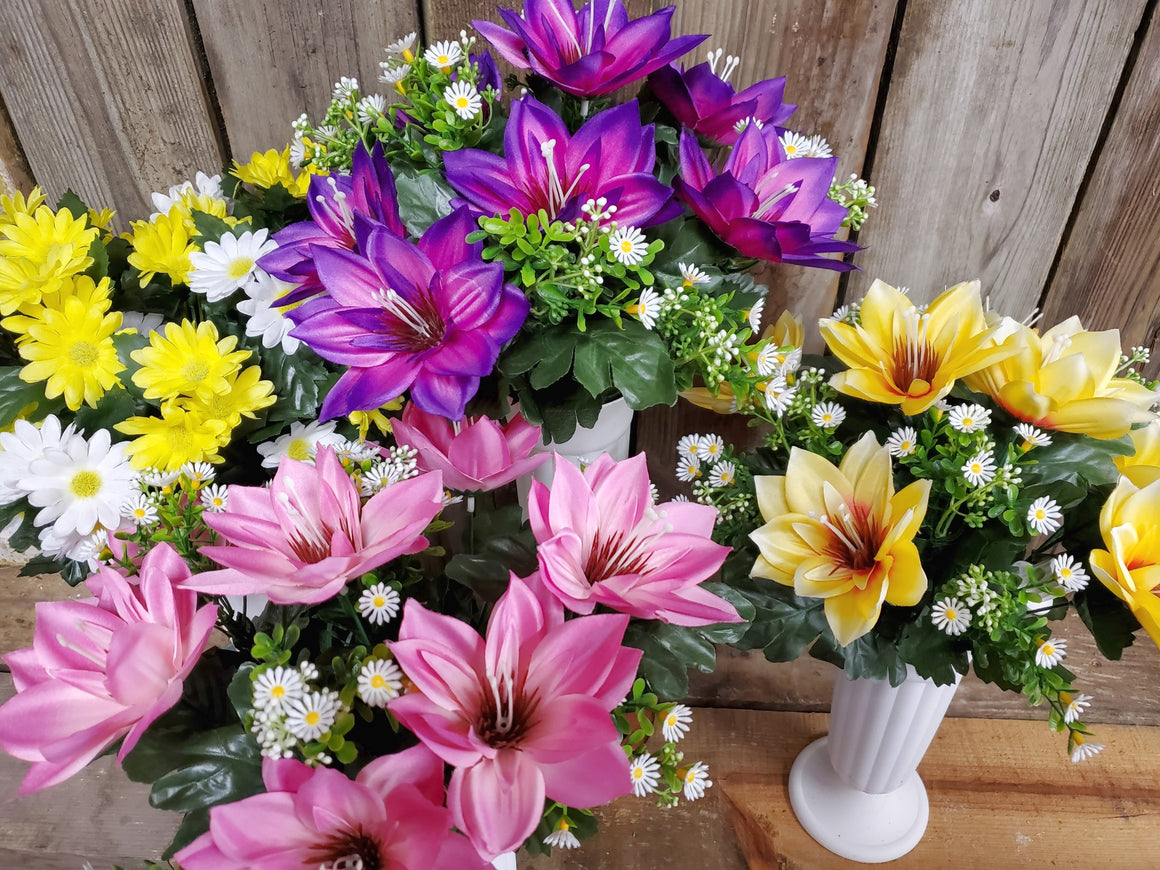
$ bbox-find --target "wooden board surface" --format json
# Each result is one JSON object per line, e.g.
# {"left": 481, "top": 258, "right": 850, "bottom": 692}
{"left": 0, "top": 96, "right": 35, "bottom": 197}
{"left": 848, "top": 0, "right": 1148, "bottom": 318}
{"left": 1, "top": 675, "right": 1156, "bottom": 870}
{"left": 191, "top": 0, "right": 420, "bottom": 159}
{"left": 0, "top": 0, "right": 223, "bottom": 224}
{"left": 1040, "top": 5, "right": 1160, "bottom": 375}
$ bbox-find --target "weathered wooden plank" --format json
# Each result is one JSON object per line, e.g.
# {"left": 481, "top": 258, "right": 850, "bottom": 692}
{"left": 0, "top": 98, "right": 35, "bottom": 198}
{"left": 191, "top": 0, "right": 420, "bottom": 159}
{"left": 687, "top": 608, "right": 1160, "bottom": 726}
{"left": 1040, "top": 7, "right": 1160, "bottom": 373}
{"left": 0, "top": 0, "right": 223, "bottom": 223}
{"left": 848, "top": 0, "right": 1147, "bottom": 317}
{"left": 2, "top": 679, "right": 1156, "bottom": 869}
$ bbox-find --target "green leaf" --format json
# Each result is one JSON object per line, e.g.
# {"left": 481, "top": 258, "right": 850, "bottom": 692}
{"left": 394, "top": 167, "right": 457, "bottom": 235}
{"left": 85, "top": 237, "right": 110, "bottom": 281}
{"left": 696, "top": 582, "right": 757, "bottom": 644}
{"left": 147, "top": 730, "right": 263, "bottom": 812}
{"left": 571, "top": 320, "right": 676, "bottom": 409}
{"left": 1075, "top": 582, "right": 1139, "bottom": 660}
{"left": 645, "top": 622, "right": 718, "bottom": 674}
{"left": 0, "top": 367, "right": 60, "bottom": 428}
{"left": 190, "top": 209, "right": 234, "bottom": 243}
{"left": 820, "top": 632, "right": 908, "bottom": 685}
{"left": 72, "top": 387, "right": 140, "bottom": 435}
{"left": 162, "top": 808, "right": 211, "bottom": 860}
{"left": 623, "top": 624, "right": 690, "bottom": 700}
{"left": 733, "top": 579, "right": 828, "bottom": 662}
{"left": 251, "top": 341, "right": 333, "bottom": 425}
{"left": 56, "top": 189, "right": 90, "bottom": 219}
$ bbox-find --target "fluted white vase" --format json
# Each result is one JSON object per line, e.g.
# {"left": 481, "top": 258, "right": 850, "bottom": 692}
{"left": 530, "top": 396, "right": 634, "bottom": 487}
{"left": 788, "top": 664, "right": 962, "bottom": 863}
{"left": 491, "top": 852, "right": 517, "bottom": 870}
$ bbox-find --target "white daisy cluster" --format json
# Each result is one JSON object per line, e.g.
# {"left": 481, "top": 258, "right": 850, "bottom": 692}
{"left": 357, "top": 445, "right": 420, "bottom": 496}
{"left": 625, "top": 704, "right": 713, "bottom": 808}
{"left": 779, "top": 130, "right": 832, "bottom": 159}
{"left": 250, "top": 662, "right": 347, "bottom": 763}
{"left": 675, "top": 433, "right": 746, "bottom": 521}
{"left": 150, "top": 171, "right": 225, "bottom": 218}
{"left": 0, "top": 416, "right": 137, "bottom": 562}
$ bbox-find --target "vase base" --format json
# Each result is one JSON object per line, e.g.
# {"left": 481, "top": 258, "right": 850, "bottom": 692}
{"left": 788, "top": 737, "right": 928, "bottom": 864}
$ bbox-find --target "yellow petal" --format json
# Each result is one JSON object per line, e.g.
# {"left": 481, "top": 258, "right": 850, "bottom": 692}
{"left": 754, "top": 475, "right": 788, "bottom": 520}
{"left": 881, "top": 541, "right": 926, "bottom": 606}
{"left": 842, "top": 432, "right": 892, "bottom": 517}
{"left": 784, "top": 447, "right": 851, "bottom": 513}
{"left": 823, "top": 573, "right": 888, "bottom": 646}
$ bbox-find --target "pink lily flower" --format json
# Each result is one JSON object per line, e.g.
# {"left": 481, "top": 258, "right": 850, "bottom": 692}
{"left": 0, "top": 544, "right": 217, "bottom": 794}
{"left": 175, "top": 745, "right": 486, "bottom": 870}
{"left": 389, "top": 574, "right": 641, "bottom": 860}
{"left": 528, "top": 453, "right": 740, "bottom": 625}
{"left": 184, "top": 446, "right": 443, "bottom": 605}
{"left": 390, "top": 403, "right": 549, "bottom": 493}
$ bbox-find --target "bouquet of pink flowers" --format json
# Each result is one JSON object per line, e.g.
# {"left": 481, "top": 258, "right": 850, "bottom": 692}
{"left": 0, "top": 0, "right": 880, "bottom": 864}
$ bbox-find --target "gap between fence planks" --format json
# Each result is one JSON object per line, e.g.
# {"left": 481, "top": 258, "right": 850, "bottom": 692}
{"left": 849, "top": 0, "right": 1148, "bottom": 318}
{"left": 1041, "top": 4, "right": 1160, "bottom": 378}
{"left": 1, "top": 674, "right": 1157, "bottom": 870}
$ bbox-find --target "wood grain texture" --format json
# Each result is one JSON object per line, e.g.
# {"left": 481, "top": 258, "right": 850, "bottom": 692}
{"left": 1040, "top": 6, "right": 1160, "bottom": 373}
{"left": 0, "top": 0, "right": 223, "bottom": 224}
{"left": 848, "top": 0, "right": 1147, "bottom": 317}
{"left": 0, "top": 97, "right": 35, "bottom": 197}
{"left": 2, "top": 680, "right": 1157, "bottom": 870}
{"left": 191, "top": 0, "right": 419, "bottom": 159}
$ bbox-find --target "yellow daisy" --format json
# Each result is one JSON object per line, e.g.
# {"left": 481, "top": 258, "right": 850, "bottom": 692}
{"left": 115, "top": 403, "right": 228, "bottom": 471}
{"left": 178, "top": 364, "right": 276, "bottom": 436}
{"left": 0, "top": 206, "right": 98, "bottom": 314}
{"left": 17, "top": 296, "right": 124, "bottom": 410}
{"left": 0, "top": 187, "right": 47, "bottom": 226}
{"left": 130, "top": 319, "right": 250, "bottom": 403}
{"left": 126, "top": 209, "right": 197, "bottom": 286}
{"left": 86, "top": 207, "right": 117, "bottom": 238}
{"left": 232, "top": 147, "right": 314, "bottom": 198}
{"left": 2, "top": 275, "right": 115, "bottom": 341}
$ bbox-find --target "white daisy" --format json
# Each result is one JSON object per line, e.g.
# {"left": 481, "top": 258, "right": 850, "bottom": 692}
{"left": 676, "top": 434, "right": 702, "bottom": 461}
{"left": 678, "top": 263, "right": 710, "bottom": 286}
{"left": 682, "top": 761, "right": 712, "bottom": 801}
{"left": 1070, "top": 737, "right": 1104, "bottom": 763}
{"left": 238, "top": 270, "right": 301, "bottom": 354}
{"left": 118, "top": 310, "right": 166, "bottom": 336}
{"left": 444, "top": 80, "right": 482, "bottom": 119}
{"left": 697, "top": 434, "right": 726, "bottom": 463}
{"left": 662, "top": 704, "right": 693, "bottom": 742}
{"left": 122, "top": 492, "right": 158, "bottom": 527}
{"left": 883, "top": 426, "right": 918, "bottom": 458}
{"left": 930, "top": 597, "right": 971, "bottom": 635}
{"left": 811, "top": 401, "right": 846, "bottom": 429}
{"left": 765, "top": 378, "right": 797, "bottom": 417}
{"left": 298, "top": 662, "right": 320, "bottom": 682}
{"left": 284, "top": 690, "right": 341, "bottom": 741}
{"left": 831, "top": 304, "right": 850, "bottom": 321}
{"left": 780, "top": 131, "right": 811, "bottom": 158}
{"left": 1015, "top": 423, "right": 1052, "bottom": 448}
{"left": 385, "top": 32, "right": 417, "bottom": 57}
{"left": 746, "top": 297, "right": 765, "bottom": 333}
{"left": 38, "top": 526, "right": 106, "bottom": 563}
{"left": 357, "top": 94, "right": 388, "bottom": 124}
{"left": 774, "top": 346, "right": 803, "bottom": 377}
{"left": 1035, "top": 637, "right": 1067, "bottom": 668}
{"left": 609, "top": 226, "right": 649, "bottom": 266}
{"left": 23, "top": 428, "right": 136, "bottom": 537}
{"left": 358, "top": 583, "right": 401, "bottom": 625}
{"left": 200, "top": 484, "right": 229, "bottom": 512}
{"left": 732, "top": 116, "right": 764, "bottom": 134}
{"left": 181, "top": 461, "right": 216, "bottom": 484}
{"left": 332, "top": 76, "right": 359, "bottom": 99}
{"left": 961, "top": 452, "right": 996, "bottom": 487}
{"left": 139, "top": 468, "right": 180, "bottom": 489}
{"left": 1050, "top": 553, "right": 1089, "bottom": 592}
{"left": 189, "top": 229, "right": 278, "bottom": 302}
{"left": 378, "top": 62, "right": 410, "bottom": 84}
{"left": 630, "top": 287, "right": 662, "bottom": 329}
{"left": 649, "top": 482, "right": 661, "bottom": 504}
{"left": 754, "top": 345, "right": 779, "bottom": 377}
{"left": 1027, "top": 497, "right": 1063, "bottom": 535}
{"left": 802, "top": 134, "right": 832, "bottom": 158}
{"left": 0, "top": 415, "right": 78, "bottom": 504}
{"left": 676, "top": 457, "right": 702, "bottom": 483}
{"left": 289, "top": 136, "right": 308, "bottom": 168}
{"left": 253, "top": 666, "right": 306, "bottom": 711}
{"left": 629, "top": 754, "right": 662, "bottom": 796}
{"left": 334, "top": 439, "right": 379, "bottom": 463}
{"left": 150, "top": 172, "right": 223, "bottom": 216}
{"left": 257, "top": 421, "right": 343, "bottom": 468}
{"left": 357, "top": 658, "right": 404, "bottom": 707}
{"left": 1062, "top": 692, "right": 1093, "bottom": 725}
{"left": 708, "top": 460, "right": 736, "bottom": 488}
{"left": 544, "top": 820, "right": 581, "bottom": 849}
{"left": 425, "top": 40, "right": 464, "bottom": 68}
{"left": 948, "top": 403, "right": 991, "bottom": 433}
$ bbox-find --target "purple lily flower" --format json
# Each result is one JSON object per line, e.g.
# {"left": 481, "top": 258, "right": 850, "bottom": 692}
{"left": 470, "top": 50, "right": 503, "bottom": 98}
{"left": 673, "top": 123, "right": 859, "bottom": 270}
{"left": 649, "top": 60, "right": 796, "bottom": 145}
{"left": 258, "top": 141, "right": 407, "bottom": 305}
{"left": 444, "top": 96, "right": 679, "bottom": 227}
{"left": 474, "top": 0, "right": 705, "bottom": 98}
{"left": 289, "top": 207, "right": 529, "bottom": 420}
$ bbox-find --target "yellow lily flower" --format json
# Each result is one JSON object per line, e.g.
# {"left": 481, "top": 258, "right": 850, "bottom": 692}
{"left": 963, "top": 316, "right": 1156, "bottom": 440}
{"left": 1114, "top": 420, "right": 1160, "bottom": 486}
{"left": 749, "top": 432, "right": 931, "bottom": 645}
{"left": 820, "top": 279, "right": 1014, "bottom": 415}
{"left": 1089, "top": 475, "right": 1160, "bottom": 648}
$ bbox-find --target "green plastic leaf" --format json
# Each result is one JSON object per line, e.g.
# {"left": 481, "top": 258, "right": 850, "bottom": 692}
{"left": 163, "top": 808, "right": 211, "bottom": 860}
{"left": 0, "top": 366, "right": 60, "bottom": 428}
{"left": 645, "top": 622, "right": 717, "bottom": 674}
{"left": 147, "top": 731, "right": 264, "bottom": 812}
{"left": 697, "top": 582, "right": 757, "bottom": 644}
{"left": 733, "top": 579, "right": 828, "bottom": 662}
{"left": 623, "top": 625, "right": 690, "bottom": 701}
{"left": 394, "top": 167, "right": 457, "bottom": 235}
{"left": 190, "top": 209, "right": 234, "bottom": 243}
{"left": 572, "top": 320, "right": 676, "bottom": 409}
{"left": 1075, "top": 582, "right": 1139, "bottom": 660}
{"left": 56, "top": 189, "right": 90, "bottom": 219}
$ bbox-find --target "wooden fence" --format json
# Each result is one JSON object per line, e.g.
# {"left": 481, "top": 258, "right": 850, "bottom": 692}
{"left": 1, "top": 0, "right": 1159, "bottom": 456}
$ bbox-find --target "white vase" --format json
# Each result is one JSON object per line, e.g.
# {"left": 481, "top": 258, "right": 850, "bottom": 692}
{"left": 491, "top": 852, "right": 517, "bottom": 870}
{"left": 788, "top": 664, "right": 962, "bottom": 863}
{"left": 529, "top": 396, "right": 634, "bottom": 487}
